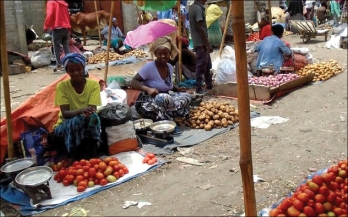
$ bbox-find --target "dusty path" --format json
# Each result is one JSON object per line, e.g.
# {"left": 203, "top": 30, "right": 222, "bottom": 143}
{"left": 0, "top": 35, "right": 347, "bottom": 216}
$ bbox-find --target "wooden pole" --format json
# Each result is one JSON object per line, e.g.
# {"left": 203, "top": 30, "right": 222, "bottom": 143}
{"left": 103, "top": 0, "right": 115, "bottom": 82}
{"left": 268, "top": 0, "right": 272, "bottom": 26}
{"left": 231, "top": 0, "right": 257, "bottom": 216}
{"left": 0, "top": 1, "right": 15, "bottom": 159}
{"left": 94, "top": 0, "right": 102, "bottom": 46}
{"left": 219, "top": 2, "right": 233, "bottom": 57}
{"left": 177, "top": 0, "right": 182, "bottom": 83}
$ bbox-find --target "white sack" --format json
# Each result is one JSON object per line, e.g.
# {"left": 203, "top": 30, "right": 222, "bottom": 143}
{"left": 105, "top": 121, "right": 136, "bottom": 146}
{"left": 215, "top": 59, "right": 237, "bottom": 84}
{"left": 30, "top": 47, "right": 52, "bottom": 68}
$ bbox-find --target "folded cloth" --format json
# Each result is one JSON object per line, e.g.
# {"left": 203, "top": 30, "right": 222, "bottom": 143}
{"left": 0, "top": 185, "right": 31, "bottom": 206}
{"left": 178, "top": 79, "right": 196, "bottom": 88}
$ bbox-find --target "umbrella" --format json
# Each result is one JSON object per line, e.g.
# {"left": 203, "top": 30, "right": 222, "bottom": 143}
{"left": 124, "top": 20, "right": 178, "bottom": 48}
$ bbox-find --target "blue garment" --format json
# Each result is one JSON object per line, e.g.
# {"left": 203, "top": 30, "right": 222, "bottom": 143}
{"left": 54, "top": 114, "right": 101, "bottom": 153}
{"left": 100, "top": 26, "right": 124, "bottom": 40}
{"left": 157, "top": 10, "right": 172, "bottom": 19}
{"left": 255, "top": 35, "right": 292, "bottom": 72}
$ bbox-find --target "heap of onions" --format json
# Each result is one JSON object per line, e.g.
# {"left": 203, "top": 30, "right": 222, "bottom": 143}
{"left": 248, "top": 74, "right": 300, "bottom": 87}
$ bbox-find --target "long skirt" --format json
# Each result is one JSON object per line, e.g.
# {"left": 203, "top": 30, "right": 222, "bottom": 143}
{"left": 54, "top": 114, "right": 101, "bottom": 155}
{"left": 208, "top": 20, "right": 223, "bottom": 47}
{"left": 135, "top": 92, "right": 192, "bottom": 121}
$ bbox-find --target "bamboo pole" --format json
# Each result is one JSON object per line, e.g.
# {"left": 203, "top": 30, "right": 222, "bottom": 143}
{"left": 231, "top": 0, "right": 257, "bottom": 216}
{"left": 219, "top": 2, "right": 233, "bottom": 57}
{"left": 268, "top": 0, "right": 272, "bottom": 26}
{"left": 177, "top": 0, "right": 182, "bottom": 83}
{"left": 103, "top": 0, "right": 115, "bottom": 82}
{"left": 0, "top": 1, "right": 15, "bottom": 159}
{"left": 94, "top": 0, "right": 102, "bottom": 46}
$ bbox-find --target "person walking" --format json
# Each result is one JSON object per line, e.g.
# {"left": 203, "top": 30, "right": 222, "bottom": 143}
{"left": 189, "top": 0, "right": 213, "bottom": 95}
{"left": 43, "top": 0, "right": 71, "bottom": 72}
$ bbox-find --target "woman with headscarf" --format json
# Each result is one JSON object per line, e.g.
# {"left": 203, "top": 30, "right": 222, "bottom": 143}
{"left": 53, "top": 53, "right": 101, "bottom": 159}
{"left": 131, "top": 36, "right": 192, "bottom": 132}
{"left": 206, "top": 1, "right": 223, "bottom": 47}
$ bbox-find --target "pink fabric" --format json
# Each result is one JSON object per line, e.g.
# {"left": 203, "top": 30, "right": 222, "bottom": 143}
{"left": 43, "top": 0, "right": 71, "bottom": 30}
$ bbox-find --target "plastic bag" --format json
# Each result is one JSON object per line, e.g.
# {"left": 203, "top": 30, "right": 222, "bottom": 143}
{"left": 98, "top": 102, "right": 131, "bottom": 127}
{"left": 20, "top": 127, "right": 49, "bottom": 166}
{"left": 215, "top": 58, "right": 237, "bottom": 84}
{"left": 291, "top": 47, "right": 309, "bottom": 55}
{"left": 108, "top": 80, "right": 121, "bottom": 89}
{"left": 30, "top": 47, "right": 52, "bottom": 68}
{"left": 325, "top": 35, "right": 341, "bottom": 49}
{"left": 221, "top": 46, "right": 236, "bottom": 62}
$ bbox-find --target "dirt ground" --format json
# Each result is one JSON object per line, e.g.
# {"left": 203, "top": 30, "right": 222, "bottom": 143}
{"left": 0, "top": 35, "right": 347, "bottom": 216}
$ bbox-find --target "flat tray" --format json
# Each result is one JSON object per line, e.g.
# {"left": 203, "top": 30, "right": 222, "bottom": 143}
{"left": 15, "top": 166, "right": 53, "bottom": 186}
{"left": 0, "top": 158, "right": 36, "bottom": 174}
{"left": 150, "top": 120, "right": 176, "bottom": 134}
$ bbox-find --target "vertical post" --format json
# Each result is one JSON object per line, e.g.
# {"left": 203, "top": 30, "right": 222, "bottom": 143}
{"left": 177, "top": 0, "right": 182, "bottom": 83}
{"left": 268, "top": 0, "right": 272, "bottom": 26}
{"left": 0, "top": 1, "right": 15, "bottom": 159}
{"left": 103, "top": 0, "right": 115, "bottom": 82}
{"left": 219, "top": 2, "right": 233, "bottom": 57}
{"left": 94, "top": 0, "right": 102, "bottom": 46}
{"left": 231, "top": 0, "right": 257, "bottom": 216}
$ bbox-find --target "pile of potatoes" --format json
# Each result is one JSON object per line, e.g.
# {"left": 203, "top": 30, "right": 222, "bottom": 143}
{"left": 296, "top": 60, "right": 343, "bottom": 82}
{"left": 186, "top": 101, "right": 239, "bottom": 131}
{"left": 123, "top": 50, "right": 148, "bottom": 59}
{"left": 87, "top": 52, "right": 122, "bottom": 64}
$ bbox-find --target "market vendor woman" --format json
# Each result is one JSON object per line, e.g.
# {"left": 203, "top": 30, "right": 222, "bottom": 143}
{"left": 255, "top": 24, "right": 292, "bottom": 73}
{"left": 131, "top": 36, "right": 192, "bottom": 130}
{"left": 53, "top": 53, "right": 101, "bottom": 159}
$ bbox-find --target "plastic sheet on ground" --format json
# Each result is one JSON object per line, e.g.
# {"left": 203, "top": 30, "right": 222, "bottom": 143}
{"left": 250, "top": 116, "right": 289, "bottom": 129}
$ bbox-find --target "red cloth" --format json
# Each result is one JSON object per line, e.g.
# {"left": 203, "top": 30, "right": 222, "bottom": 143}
{"left": 43, "top": 0, "right": 71, "bottom": 30}
{"left": 176, "top": 36, "right": 189, "bottom": 48}
{"left": 259, "top": 24, "right": 272, "bottom": 40}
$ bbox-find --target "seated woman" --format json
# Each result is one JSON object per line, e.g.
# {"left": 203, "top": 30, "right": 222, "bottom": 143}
{"left": 258, "top": 17, "right": 272, "bottom": 40}
{"left": 53, "top": 53, "right": 102, "bottom": 160}
{"left": 101, "top": 17, "right": 128, "bottom": 53}
{"left": 168, "top": 36, "right": 196, "bottom": 82}
{"left": 130, "top": 36, "right": 192, "bottom": 126}
{"left": 255, "top": 24, "right": 292, "bottom": 73}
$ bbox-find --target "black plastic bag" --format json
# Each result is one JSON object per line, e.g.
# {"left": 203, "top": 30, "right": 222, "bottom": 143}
{"left": 98, "top": 102, "right": 131, "bottom": 127}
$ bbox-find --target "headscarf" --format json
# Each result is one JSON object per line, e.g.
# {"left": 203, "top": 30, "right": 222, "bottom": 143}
{"left": 112, "top": 17, "right": 117, "bottom": 22}
{"left": 206, "top": 4, "right": 223, "bottom": 28}
{"left": 149, "top": 36, "right": 180, "bottom": 60}
{"left": 61, "top": 53, "right": 88, "bottom": 77}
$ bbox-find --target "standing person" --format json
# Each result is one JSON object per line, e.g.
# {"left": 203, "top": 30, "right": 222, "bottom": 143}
{"left": 285, "top": 0, "right": 306, "bottom": 32}
{"left": 206, "top": 1, "right": 223, "bottom": 48}
{"left": 189, "top": 0, "right": 213, "bottom": 95}
{"left": 331, "top": 0, "right": 341, "bottom": 24}
{"left": 43, "top": 0, "right": 71, "bottom": 72}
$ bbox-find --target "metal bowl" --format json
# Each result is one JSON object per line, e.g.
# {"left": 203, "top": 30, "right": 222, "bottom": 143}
{"left": 1, "top": 158, "right": 36, "bottom": 174}
{"left": 15, "top": 166, "right": 53, "bottom": 187}
{"left": 150, "top": 120, "right": 176, "bottom": 134}
{"left": 133, "top": 119, "right": 153, "bottom": 131}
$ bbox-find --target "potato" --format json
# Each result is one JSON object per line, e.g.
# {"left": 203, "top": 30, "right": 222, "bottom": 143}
{"left": 222, "top": 122, "right": 228, "bottom": 128}
{"left": 214, "top": 120, "right": 222, "bottom": 126}
{"left": 195, "top": 126, "right": 200, "bottom": 129}
{"left": 205, "top": 118, "right": 210, "bottom": 124}
{"left": 199, "top": 114, "right": 206, "bottom": 120}
{"left": 196, "top": 120, "right": 201, "bottom": 124}
{"left": 220, "top": 105, "right": 226, "bottom": 112}
{"left": 200, "top": 102, "right": 206, "bottom": 107}
{"left": 207, "top": 111, "right": 214, "bottom": 117}
{"left": 221, "top": 118, "right": 227, "bottom": 124}
{"left": 227, "top": 120, "right": 233, "bottom": 125}
{"left": 199, "top": 124, "right": 204, "bottom": 129}
{"left": 208, "top": 120, "right": 215, "bottom": 126}
{"left": 192, "top": 123, "right": 197, "bottom": 128}
{"left": 234, "top": 110, "right": 239, "bottom": 115}
{"left": 204, "top": 124, "right": 212, "bottom": 131}
{"left": 234, "top": 116, "right": 239, "bottom": 122}
{"left": 213, "top": 115, "right": 219, "bottom": 120}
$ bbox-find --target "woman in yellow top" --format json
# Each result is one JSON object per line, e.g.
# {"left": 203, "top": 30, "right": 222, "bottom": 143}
{"left": 53, "top": 53, "right": 101, "bottom": 160}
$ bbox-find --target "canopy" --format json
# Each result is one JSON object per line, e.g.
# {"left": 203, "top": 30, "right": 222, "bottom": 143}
{"left": 122, "top": 0, "right": 177, "bottom": 11}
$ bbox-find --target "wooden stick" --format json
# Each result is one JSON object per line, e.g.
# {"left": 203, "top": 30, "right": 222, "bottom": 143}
{"left": 268, "top": 0, "right": 272, "bottom": 26}
{"left": 94, "top": 0, "right": 102, "bottom": 46}
{"left": 0, "top": 1, "right": 15, "bottom": 159}
{"left": 177, "top": 0, "right": 182, "bottom": 83}
{"left": 231, "top": 1, "right": 257, "bottom": 216}
{"left": 104, "top": 0, "right": 115, "bottom": 82}
{"left": 219, "top": 2, "right": 233, "bottom": 57}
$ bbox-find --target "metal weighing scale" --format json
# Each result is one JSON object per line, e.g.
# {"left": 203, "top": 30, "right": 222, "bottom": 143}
{"left": 134, "top": 119, "right": 176, "bottom": 147}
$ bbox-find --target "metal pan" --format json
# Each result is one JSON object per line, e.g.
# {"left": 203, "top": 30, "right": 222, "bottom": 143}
{"left": 150, "top": 120, "right": 176, "bottom": 134}
{"left": 15, "top": 166, "right": 53, "bottom": 187}
{"left": 133, "top": 119, "right": 153, "bottom": 131}
{"left": 0, "top": 158, "right": 36, "bottom": 174}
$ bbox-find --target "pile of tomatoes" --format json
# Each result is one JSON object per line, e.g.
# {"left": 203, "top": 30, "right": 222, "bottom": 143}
{"left": 247, "top": 33, "right": 260, "bottom": 42}
{"left": 270, "top": 158, "right": 348, "bottom": 217}
{"left": 142, "top": 153, "right": 157, "bottom": 165}
{"left": 53, "top": 157, "right": 129, "bottom": 192}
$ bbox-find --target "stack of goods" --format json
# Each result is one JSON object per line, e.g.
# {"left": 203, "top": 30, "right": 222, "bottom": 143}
{"left": 284, "top": 31, "right": 294, "bottom": 36}
{"left": 247, "top": 33, "right": 260, "bottom": 42}
{"left": 268, "top": 158, "right": 348, "bottom": 217}
{"left": 248, "top": 74, "right": 300, "bottom": 87}
{"left": 291, "top": 48, "right": 313, "bottom": 71}
{"left": 316, "top": 24, "right": 333, "bottom": 31}
{"left": 184, "top": 101, "right": 239, "bottom": 131}
{"left": 87, "top": 50, "right": 147, "bottom": 64}
{"left": 271, "top": 7, "right": 286, "bottom": 23}
{"left": 51, "top": 157, "right": 129, "bottom": 192}
{"left": 296, "top": 60, "right": 343, "bottom": 82}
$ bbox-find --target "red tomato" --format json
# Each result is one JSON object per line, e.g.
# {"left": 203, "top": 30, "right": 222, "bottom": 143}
{"left": 66, "top": 175, "right": 75, "bottom": 183}
{"left": 142, "top": 157, "right": 150, "bottom": 164}
{"left": 297, "top": 193, "right": 309, "bottom": 203}
{"left": 76, "top": 175, "right": 84, "bottom": 182}
{"left": 73, "top": 161, "right": 79, "bottom": 167}
{"left": 123, "top": 167, "right": 129, "bottom": 174}
{"left": 279, "top": 198, "right": 292, "bottom": 211}
{"left": 113, "top": 171, "right": 120, "bottom": 179}
{"left": 79, "top": 159, "right": 87, "bottom": 166}
{"left": 63, "top": 179, "right": 70, "bottom": 186}
{"left": 315, "top": 203, "right": 325, "bottom": 214}
{"left": 54, "top": 174, "right": 60, "bottom": 181}
{"left": 96, "top": 172, "right": 104, "bottom": 180}
{"left": 94, "top": 179, "right": 100, "bottom": 185}
{"left": 67, "top": 169, "right": 77, "bottom": 176}
{"left": 83, "top": 172, "right": 89, "bottom": 179}
{"left": 287, "top": 206, "right": 300, "bottom": 217}
{"left": 312, "top": 174, "right": 324, "bottom": 186}
{"left": 303, "top": 206, "right": 316, "bottom": 216}
{"left": 320, "top": 186, "right": 330, "bottom": 196}
{"left": 304, "top": 189, "right": 315, "bottom": 199}
{"left": 99, "top": 162, "right": 107, "bottom": 171}
{"left": 334, "top": 208, "right": 343, "bottom": 216}
{"left": 269, "top": 209, "right": 279, "bottom": 217}
{"left": 109, "top": 161, "right": 118, "bottom": 167}
{"left": 82, "top": 166, "right": 90, "bottom": 172}
{"left": 147, "top": 159, "right": 156, "bottom": 165}
{"left": 59, "top": 170, "right": 67, "bottom": 178}
{"left": 292, "top": 199, "right": 304, "bottom": 211}
{"left": 119, "top": 169, "right": 125, "bottom": 177}
{"left": 77, "top": 186, "right": 86, "bottom": 192}
{"left": 103, "top": 157, "right": 113, "bottom": 165}
{"left": 315, "top": 194, "right": 326, "bottom": 204}
{"left": 93, "top": 164, "right": 99, "bottom": 171}
{"left": 112, "top": 164, "right": 120, "bottom": 171}
{"left": 78, "top": 181, "right": 87, "bottom": 188}
{"left": 88, "top": 168, "right": 96, "bottom": 178}
{"left": 100, "top": 179, "right": 107, "bottom": 186}
{"left": 146, "top": 153, "right": 155, "bottom": 159}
